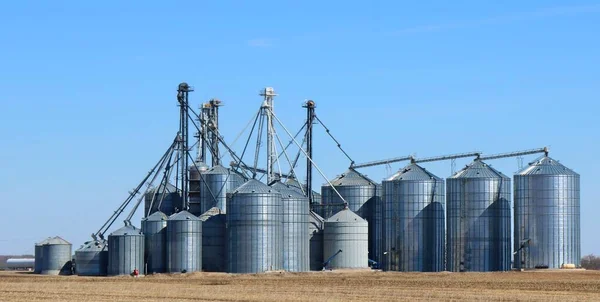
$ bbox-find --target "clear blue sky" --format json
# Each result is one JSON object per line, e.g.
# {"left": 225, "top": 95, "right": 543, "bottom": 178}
{"left": 1, "top": 1, "right": 598, "bottom": 256}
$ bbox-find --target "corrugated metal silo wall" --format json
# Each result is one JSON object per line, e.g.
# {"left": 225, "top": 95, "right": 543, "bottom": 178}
{"left": 381, "top": 179, "right": 445, "bottom": 272}
{"left": 282, "top": 194, "right": 310, "bottom": 272}
{"left": 145, "top": 192, "right": 180, "bottom": 217}
{"left": 309, "top": 213, "right": 324, "bottom": 271}
{"left": 141, "top": 219, "right": 167, "bottom": 274}
{"left": 370, "top": 185, "right": 383, "bottom": 264}
{"left": 34, "top": 244, "right": 43, "bottom": 273}
{"left": 227, "top": 190, "right": 283, "bottom": 273}
{"left": 446, "top": 177, "right": 511, "bottom": 272}
{"left": 41, "top": 244, "right": 72, "bottom": 275}
{"left": 323, "top": 219, "right": 369, "bottom": 269}
{"left": 189, "top": 168, "right": 206, "bottom": 216}
{"left": 107, "top": 234, "right": 145, "bottom": 276}
{"left": 167, "top": 219, "right": 202, "bottom": 273}
{"left": 75, "top": 244, "right": 108, "bottom": 276}
{"left": 514, "top": 174, "right": 580, "bottom": 268}
{"left": 199, "top": 172, "right": 243, "bottom": 215}
{"left": 201, "top": 214, "right": 227, "bottom": 272}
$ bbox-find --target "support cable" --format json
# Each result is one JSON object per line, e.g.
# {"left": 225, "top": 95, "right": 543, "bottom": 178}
{"left": 314, "top": 115, "right": 355, "bottom": 166}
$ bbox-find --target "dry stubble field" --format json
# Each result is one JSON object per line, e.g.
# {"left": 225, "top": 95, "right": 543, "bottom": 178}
{"left": 1, "top": 270, "right": 599, "bottom": 301}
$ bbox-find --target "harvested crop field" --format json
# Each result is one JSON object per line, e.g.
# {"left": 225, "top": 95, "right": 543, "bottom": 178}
{"left": 1, "top": 270, "right": 599, "bottom": 301}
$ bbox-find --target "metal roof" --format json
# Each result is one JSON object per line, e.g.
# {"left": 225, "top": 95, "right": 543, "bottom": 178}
{"left": 516, "top": 156, "right": 579, "bottom": 176}
{"left": 190, "top": 160, "right": 209, "bottom": 171}
{"left": 450, "top": 160, "right": 509, "bottom": 179}
{"left": 325, "top": 208, "right": 367, "bottom": 223}
{"left": 143, "top": 211, "right": 168, "bottom": 222}
{"left": 43, "top": 236, "right": 71, "bottom": 245}
{"left": 204, "top": 165, "right": 231, "bottom": 175}
{"left": 148, "top": 183, "right": 179, "bottom": 194}
{"left": 36, "top": 237, "right": 54, "bottom": 246}
{"left": 234, "top": 179, "right": 280, "bottom": 194}
{"left": 271, "top": 181, "right": 305, "bottom": 199}
{"left": 110, "top": 225, "right": 143, "bottom": 236}
{"left": 387, "top": 163, "right": 442, "bottom": 181}
{"left": 198, "top": 207, "right": 223, "bottom": 221}
{"left": 324, "top": 168, "right": 377, "bottom": 187}
{"left": 169, "top": 210, "right": 201, "bottom": 221}
{"left": 78, "top": 240, "right": 107, "bottom": 251}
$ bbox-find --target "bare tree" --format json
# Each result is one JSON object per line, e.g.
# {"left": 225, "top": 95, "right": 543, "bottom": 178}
{"left": 581, "top": 255, "right": 600, "bottom": 270}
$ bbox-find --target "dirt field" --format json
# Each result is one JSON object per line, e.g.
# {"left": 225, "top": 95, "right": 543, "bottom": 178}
{"left": 1, "top": 270, "right": 599, "bottom": 301}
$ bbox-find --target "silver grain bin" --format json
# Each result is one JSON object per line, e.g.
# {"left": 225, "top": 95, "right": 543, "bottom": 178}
{"left": 199, "top": 207, "right": 227, "bottom": 272}
{"left": 167, "top": 211, "right": 202, "bottom": 273}
{"left": 381, "top": 163, "right": 445, "bottom": 272}
{"left": 514, "top": 156, "right": 580, "bottom": 269}
{"left": 271, "top": 181, "right": 309, "bottom": 272}
{"left": 446, "top": 160, "right": 511, "bottom": 272}
{"left": 141, "top": 211, "right": 168, "bottom": 274}
{"left": 144, "top": 183, "right": 181, "bottom": 217}
{"left": 75, "top": 240, "right": 108, "bottom": 276}
{"left": 34, "top": 238, "right": 52, "bottom": 274}
{"left": 286, "top": 178, "right": 322, "bottom": 206}
{"left": 309, "top": 211, "right": 325, "bottom": 271}
{"left": 40, "top": 237, "right": 72, "bottom": 275}
{"left": 227, "top": 179, "right": 283, "bottom": 273}
{"left": 189, "top": 160, "right": 210, "bottom": 216}
{"left": 108, "top": 225, "right": 145, "bottom": 276}
{"left": 323, "top": 208, "right": 369, "bottom": 269}
{"left": 197, "top": 165, "right": 243, "bottom": 215}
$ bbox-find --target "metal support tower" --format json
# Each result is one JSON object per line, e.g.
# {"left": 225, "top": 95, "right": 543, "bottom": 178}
{"left": 177, "top": 82, "right": 193, "bottom": 211}
{"left": 303, "top": 100, "right": 316, "bottom": 204}
{"left": 196, "top": 103, "right": 211, "bottom": 163}
{"left": 260, "top": 87, "right": 278, "bottom": 184}
{"left": 208, "top": 99, "right": 222, "bottom": 166}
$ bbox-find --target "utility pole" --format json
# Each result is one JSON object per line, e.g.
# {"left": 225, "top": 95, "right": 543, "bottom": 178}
{"left": 177, "top": 82, "right": 193, "bottom": 211}
{"left": 303, "top": 100, "right": 316, "bottom": 204}
{"left": 261, "top": 87, "right": 277, "bottom": 184}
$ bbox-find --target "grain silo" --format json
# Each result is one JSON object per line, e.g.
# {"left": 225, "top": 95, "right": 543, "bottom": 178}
{"left": 381, "top": 163, "right": 445, "bottom": 272}
{"left": 75, "top": 240, "right": 108, "bottom": 276}
{"left": 167, "top": 211, "right": 202, "bottom": 273}
{"left": 199, "top": 207, "right": 227, "bottom": 272}
{"left": 40, "top": 237, "right": 72, "bottom": 275}
{"left": 107, "top": 225, "right": 145, "bottom": 276}
{"left": 446, "top": 160, "right": 511, "bottom": 272}
{"left": 227, "top": 179, "right": 283, "bottom": 273}
{"left": 514, "top": 156, "right": 580, "bottom": 269}
{"left": 189, "top": 160, "right": 210, "bottom": 216}
{"left": 309, "top": 211, "right": 325, "bottom": 271}
{"left": 141, "top": 211, "right": 168, "bottom": 274}
{"left": 271, "top": 181, "right": 310, "bottom": 272}
{"left": 286, "top": 178, "right": 322, "bottom": 206}
{"left": 34, "top": 238, "right": 52, "bottom": 274}
{"left": 144, "top": 183, "right": 181, "bottom": 217}
{"left": 323, "top": 208, "right": 368, "bottom": 269}
{"left": 198, "top": 165, "right": 244, "bottom": 215}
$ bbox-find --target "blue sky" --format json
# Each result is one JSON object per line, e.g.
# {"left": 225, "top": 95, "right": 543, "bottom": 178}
{"left": 0, "top": 1, "right": 598, "bottom": 256}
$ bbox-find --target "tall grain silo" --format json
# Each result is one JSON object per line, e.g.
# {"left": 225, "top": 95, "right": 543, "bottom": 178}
{"left": 40, "top": 237, "right": 72, "bottom": 275}
{"left": 75, "top": 240, "right": 108, "bottom": 276}
{"left": 271, "top": 181, "right": 309, "bottom": 272}
{"left": 309, "top": 211, "right": 325, "bottom": 271}
{"left": 107, "top": 225, "right": 144, "bottom": 276}
{"left": 197, "top": 165, "right": 243, "bottom": 215}
{"left": 141, "top": 211, "right": 168, "bottom": 274}
{"left": 167, "top": 211, "right": 202, "bottom": 273}
{"left": 189, "top": 160, "right": 210, "bottom": 216}
{"left": 323, "top": 208, "right": 369, "bottom": 269}
{"left": 34, "top": 238, "right": 52, "bottom": 274}
{"left": 446, "top": 160, "right": 511, "bottom": 272}
{"left": 321, "top": 169, "right": 380, "bottom": 263}
{"left": 381, "top": 163, "right": 445, "bottom": 272}
{"left": 286, "top": 178, "right": 322, "bottom": 206}
{"left": 514, "top": 156, "right": 580, "bottom": 269}
{"left": 227, "top": 179, "right": 283, "bottom": 273}
{"left": 199, "top": 207, "right": 227, "bottom": 272}
{"left": 144, "top": 183, "right": 181, "bottom": 217}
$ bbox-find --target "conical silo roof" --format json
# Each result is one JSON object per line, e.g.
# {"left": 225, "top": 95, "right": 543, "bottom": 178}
{"left": 44, "top": 236, "right": 71, "bottom": 245}
{"left": 516, "top": 156, "right": 579, "bottom": 176}
{"left": 199, "top": 207, "right": 224, "bottom": 221}
{"left": 234, "top": 179, "right": 280, "bottom": 194}
{"left": 148, "top": 183, "right": 179, "bottom": 194}
{"left": 205, "top": 165, "right": 231, "bottom": 175}
{"left": 169, "top": 210, "right": 201, "bottom": 221}
{"left": 387, "top": 163, "right": 442, "bottom": 181}
{"left": 77, "top": 240, "right": 107, "bottom": 252}
{"left": 110, "top": 225, "right": 143, "bottom": 237}
{"left": 310, "top": 210, "right": 325, "bottom": 230}
{"left": 325, "top": 168, "right": 377, "bottom": 187}
{"left": 190, "top": 160, "right": 209, "bottom": 172}
{"left": 450, "top": 160, "right": 508, "bottom": 179}
{"left": 325, "top": 208, "right": 367, "bottom": 223}
{"left": 271, "top": 181, "right": 306, "bottom": 199}
{"left": 143, "top": 211, "right": 168, "bottom": 222}
{"left": 36, "top": 237, "right": 53, "bottom": 246}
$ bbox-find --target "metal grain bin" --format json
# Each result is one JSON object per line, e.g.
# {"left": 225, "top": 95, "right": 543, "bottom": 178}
{"left": 34, "top": 238, "right": 52, "bottom": 274}
{"left": 271, "top": 182, "right": 310, "bottom": 272}
{"left": 75, "top": 240, "right": 108, "bottom": 276}
{"left": 167, "top": 211, "right": 202, "bottom": 273}
{"left": 198, "top": 165, "right": 244, "bottom": 215}
{"left": 323, "top": 208, "right": 369, "bottom": 269}
{"left": 286, "top": 178, "right": 322, "bottom": 206}
{"left": 514, "top": 156, "right": 580, "bottom": 269}
{"left": 189, "top": 160, "right": 210, "bottom": 216}
{"left": 227, "top": 179, "right": 283, "bottom": 273}
{"left": 199, "top": 207, "right": 227, "bottom": 272}
{"left": 321, "top": 169, "right": 380, "bottom": 263}
{"left": 446, "top": 160, "right": 511, "bottom": 272}
{"left": 309, "top": 211, "right": 325, "bottom": 271}
{"left": 144, "top": 183, "right": 181, "bottom": 217}
{"left": 381, "top": 164, "right": 445, "bottom": 272}
{"left": 108, "top": 225, "right": 144, "bottom": 276}
{"left": 41, "top": 237, "right": 72, "bottom": 275}
{"left": 141, "top": 211, "right": 168, "bottom": 274}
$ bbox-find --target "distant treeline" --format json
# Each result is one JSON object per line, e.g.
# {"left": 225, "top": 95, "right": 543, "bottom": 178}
{"left": 581, "top": 255, "right": 600, "bottom": 270}
{"left": 0, "top": 255, "right": 34, "bottom": 269}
